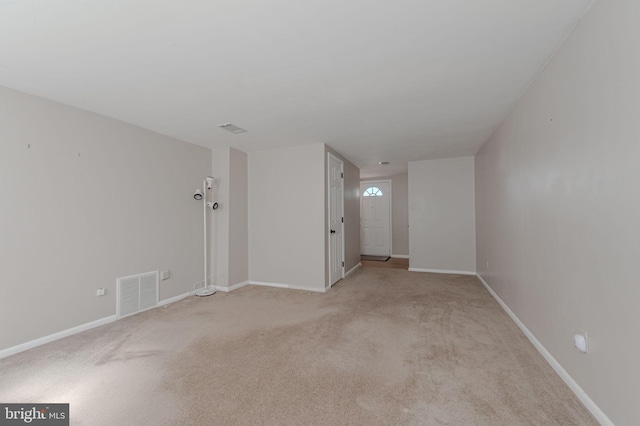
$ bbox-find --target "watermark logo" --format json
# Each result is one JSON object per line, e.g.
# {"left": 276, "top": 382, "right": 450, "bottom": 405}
{"left": 0, "top": 404, "right": 68, "bottom": 425}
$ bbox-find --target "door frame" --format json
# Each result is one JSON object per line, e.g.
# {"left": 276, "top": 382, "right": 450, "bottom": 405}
{"left": 328, "top": 153, "right": 345, "bottom": 287}
{"left": 360, "top": 179, "right": 392, "bottom": 257}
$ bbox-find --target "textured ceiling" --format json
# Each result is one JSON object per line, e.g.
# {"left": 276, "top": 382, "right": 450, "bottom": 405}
{"left": 0, "top": 0, "right": 593, "bottom": 177}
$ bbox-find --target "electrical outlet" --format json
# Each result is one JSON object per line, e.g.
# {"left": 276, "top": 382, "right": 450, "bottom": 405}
{"left": 160, "top": 270, "right": 170, "bottom": 281}
{"left": 96, "top": 288, "right": 106, "bottom": 296}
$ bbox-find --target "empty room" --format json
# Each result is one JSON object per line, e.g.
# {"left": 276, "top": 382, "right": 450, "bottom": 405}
{"left": 0, "top": 0, "right": 637, "bottom": 425}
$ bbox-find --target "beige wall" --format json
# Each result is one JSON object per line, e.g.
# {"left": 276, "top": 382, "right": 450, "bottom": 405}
{"left": 211, "top": 147, "right": 249, "bottom": 288}
{"left": 475, "top": 1, "right": 640, "bottom": 423}
{"left": 409, "top": 157, "right": 475, "bottom": 273}
{"left": 362, "top": 174, "right": 409, "bottom": 256}
{"left": 0, "top": 86, "right": 211, "bottom": 351}
{"left": 248, "top": 144, "right": 326, "bottom": 291}
{"left": 228, "top": 148, "right": 248, "bottom": 286}
{"left": 342, "top": 156, "right": 360, "bottom": 273}
{"left": 325, "top": 146, "right": 360, "bottom": 281}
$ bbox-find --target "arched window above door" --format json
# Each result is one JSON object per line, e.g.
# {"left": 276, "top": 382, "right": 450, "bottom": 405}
{"left": 363, "top": 186, "right": 383, "bottom": 197}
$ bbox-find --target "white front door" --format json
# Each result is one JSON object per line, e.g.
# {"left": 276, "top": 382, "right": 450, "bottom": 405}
{"left": 328, "top": 154, "right": 344, "bottom": 287}
{"left": 360, "top": 181, "right": 391, "bottom": 257}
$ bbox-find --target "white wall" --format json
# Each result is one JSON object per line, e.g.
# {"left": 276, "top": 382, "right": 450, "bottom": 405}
{"left": 248, "top": 144, "right": 325, "bottom": 291}
{"left": 408, "top": 157, "right": 475, "bottom": 273}
{"left": 362, "top": 174, "right": 409, "bottom": 256}
{"left": 212, "top": 147, "right": 248, "bottom": 289}
{"left": 475, "top": 1, "right": 640, "bottom": 423}
{"left": 0, "top": 86, "right": 211, "bottom": 351}
{"left": 342, "top": 155, "right": 361, "bottom": 273}
{"left": 228, "top": 148, "right": 248, "bottom": 286}
{"left": 391, "top": 174, "right": 409, "bottom": 257}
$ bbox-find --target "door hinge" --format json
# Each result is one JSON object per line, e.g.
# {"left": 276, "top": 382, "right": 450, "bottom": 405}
{"left": 341, "top": 217, "right": 344, "bottom": 223}
{"left": 342, "top": 261, "right": 345, "bottom": 267}
{"left": 341, "top": 172, "right": 343, "bottom": 178}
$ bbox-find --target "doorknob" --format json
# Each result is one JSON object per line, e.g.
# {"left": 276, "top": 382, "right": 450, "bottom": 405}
{"left": 330, "top": 230, "right": 336, "bottom": 234}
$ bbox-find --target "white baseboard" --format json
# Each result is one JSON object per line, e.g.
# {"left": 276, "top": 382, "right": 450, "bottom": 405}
{"left": 391, "top": 254, "right": 409, "bottom": 259}
{"left": 476, "top": 274, "right": 613, "bottom": 426}
{"left": 0, "top": 315, "right": 117, "bottom": 360}
{"left": 345, "top": 263, "right": 362, "bottom": 278}
{"left": 0, "top": 276, "right": 300, "bottom": 359}
{"left": 409, "top": 267, "right": 476, "bottom": 276}
{"left": 159, "top": 291, "right": 192, "bottom": 306}
{"left": 249, "top": 280, "right": 289, "bottom": 289}
{"left": 3, "top": 287, "right": 199, "bottom": 359}
{"left": 249, "top": 280, "right": 326, "bottom": 293}
{"left": 214, "top": 280, "right": 250, "bottom": 292}
{"left": 290, "top": 284, "right": 326, "bottom": 293}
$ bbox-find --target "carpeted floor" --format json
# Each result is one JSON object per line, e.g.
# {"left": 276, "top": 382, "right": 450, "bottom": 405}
{"left": 0, "top": 268, "right": 596, "bottom": 425}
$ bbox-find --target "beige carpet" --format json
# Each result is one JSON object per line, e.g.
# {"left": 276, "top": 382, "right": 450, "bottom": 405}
{"left": 0, "top": 268, "right": 596, "bottom": 425}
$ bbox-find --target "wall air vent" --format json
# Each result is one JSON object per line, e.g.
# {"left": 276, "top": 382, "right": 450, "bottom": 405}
{"left": 116, "top": 271, "right": 159, "bottom": 319}
{"left": 218, "top": 123, "right": 247, "bottom": 134}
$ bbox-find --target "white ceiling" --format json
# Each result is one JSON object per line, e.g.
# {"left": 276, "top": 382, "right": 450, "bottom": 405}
{"left": 0, "top": 0, "right": 593, "bottom": 178}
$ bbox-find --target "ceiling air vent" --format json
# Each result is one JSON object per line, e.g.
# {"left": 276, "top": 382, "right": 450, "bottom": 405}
{"left": 218, "top": 123, "right": 247, "bottom": 134}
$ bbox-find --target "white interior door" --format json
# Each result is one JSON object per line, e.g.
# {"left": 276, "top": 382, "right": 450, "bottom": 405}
{"left": 360, "top": 181, "right": 391, "bottom": 257}
{"left": 328, "top": 154, "right": 344, "bottom": 287}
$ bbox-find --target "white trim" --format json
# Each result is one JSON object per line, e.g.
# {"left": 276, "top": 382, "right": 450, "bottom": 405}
{"left": 328, "top": 152, "right": 345, "bottom": 287}
{"left": 0, "top": 279, "right": 252, "bottom": 359}
{"left": 409, "top": 267, "right": 476, "bottom": 276}
{"left": 159, "top": 291, "right": 192, "bottom": 306}
{"left": 249, "top": 280, "right": 289, "bottom": 289}
{"left": 391, "top": 254, "right": 409, "bottom": 259}
{"left": 345, "top": 262, "right": 362, "bottom": 278}
{"left": 215, "top": 280, "right": 250, "bottom": 292}
{"left": 0, "top": 315, "right": 117, "bottom": 360}
{"left": 249, "top": 281, "right": 326, "bottom": 293}
{"left": 290, "top": 284, "right": 326, "bottom": 293}
{"left": 476, "top": 274, "right": 613, "bottom": 426}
